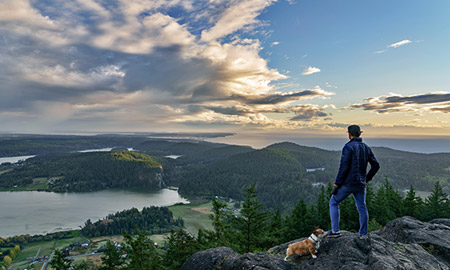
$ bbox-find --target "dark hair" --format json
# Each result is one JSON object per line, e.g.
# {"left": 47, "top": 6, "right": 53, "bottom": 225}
{"left": 348, "top": 125, "right": 361, "bottom": 137}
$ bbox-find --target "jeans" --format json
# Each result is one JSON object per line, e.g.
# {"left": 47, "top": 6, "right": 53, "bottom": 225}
{"left": 329, "top": 185, "right": 368, "bottom": 236}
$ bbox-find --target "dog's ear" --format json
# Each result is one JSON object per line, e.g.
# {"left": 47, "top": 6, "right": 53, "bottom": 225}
{"left": 314, "top": 226, "right": 318, "bottom": 230}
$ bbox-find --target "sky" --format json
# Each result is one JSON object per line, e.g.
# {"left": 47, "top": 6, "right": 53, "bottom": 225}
{"left": 1, "top": 0, "right": 450, "bottom": 144}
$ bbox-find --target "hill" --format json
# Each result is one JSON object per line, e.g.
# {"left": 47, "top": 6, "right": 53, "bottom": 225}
{"left": 178, "top": 141, "right": 450, "bottom": 211}
{"left": 0, "top": 150, "right": 164, "bottom": 192}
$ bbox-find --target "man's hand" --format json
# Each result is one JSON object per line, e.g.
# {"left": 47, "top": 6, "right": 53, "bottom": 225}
{"left": 334, "top": 184, "right": 339, "bottom": 189}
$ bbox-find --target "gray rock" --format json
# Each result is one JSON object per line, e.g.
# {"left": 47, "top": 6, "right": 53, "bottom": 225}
{"left": 182, "top": 217, "right": 450, "bottom": 270}
{"left": 181, "top": 247, "right": 294, "bottom": 270}
{"left": 377, "top": 216, "right": 450, "bottom": 267}
{"left": 180, "top": 247, "right": 238, "bottom": 270}
{"left": 221, "top": 252, "right": 295, "bottom": 270}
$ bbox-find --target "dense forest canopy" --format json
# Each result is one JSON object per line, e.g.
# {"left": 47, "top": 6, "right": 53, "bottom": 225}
{"left": 0, "top": 151, "right": 163, "bottom": 192}
{"left": 81, "top": 206, "right": 184, "bottom": 237}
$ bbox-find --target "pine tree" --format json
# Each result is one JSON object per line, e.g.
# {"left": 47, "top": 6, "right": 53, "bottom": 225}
{"left": 315, "top": 186, "right": 330, "bottom": 230}
{"left": 403, "top": 185, "right": 423, "bottom": 219}
{"left": 383, "top": 178, "right": 404, "bottom": 218}
{"left": 99, "top": 240, "right": 124, "bottom": 270}
{"left": 287, "top": 198, "right": 313, "bottom": 240}
{"left": 265, "top": 209, "right": 286, "bottom": 247}
{"left": 163, "top": 229, "right": 200, "bottom": 270}
{"left": 123, "top": 229, "right": 162, "bottom": 270}
{"left": 234, "top": 184, "right": 270, "bottom": 253}
{"left": 73, "top": 261, "right": 90, "bottom": 270}
{"left": 339, "top": 196, "right": 359, "bottom": 231}
{"left": 208, "top": 198, "right": 230, "bottom": 246}
{"left": 423, "top": 181, "right": 449, "bottom": 220}
{"left": 50, "top": 249, "right": 72, "bottom": 270}
{"left": 372, "top": 179, "right": 397, "bottom": 225}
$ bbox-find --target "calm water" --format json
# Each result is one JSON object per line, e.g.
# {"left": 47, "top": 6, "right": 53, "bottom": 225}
{"left": 0, "top": 155, "right": 35, "bottom": 164}
{"left": 0, "top": 189, "right": 189, "bottom": 237}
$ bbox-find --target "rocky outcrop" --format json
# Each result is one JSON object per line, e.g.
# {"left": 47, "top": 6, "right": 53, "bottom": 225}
{"left": 376, "top": 216, "right": 450, "bottom": 267}
{"left": 180, "top": 247, "right": 294, "bottom": 270}
{"left": 181, "top": 217, "right": 450, "bottom": 270}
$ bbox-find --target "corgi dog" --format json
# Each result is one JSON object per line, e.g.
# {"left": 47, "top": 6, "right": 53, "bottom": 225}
{"left": 284, "top": 227, "right": 327, "bottom": 260}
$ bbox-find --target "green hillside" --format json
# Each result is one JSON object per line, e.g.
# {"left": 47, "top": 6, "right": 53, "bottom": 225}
{"left": 179, "top": 142, "right": 450, "bottom": 211}
{"left": 0, "top": 151, "right": 163, "bottom": 192}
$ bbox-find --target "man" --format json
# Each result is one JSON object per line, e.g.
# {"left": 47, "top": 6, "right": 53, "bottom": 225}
{"left": 328, "top": 125, "right": 380, "bottom": 238}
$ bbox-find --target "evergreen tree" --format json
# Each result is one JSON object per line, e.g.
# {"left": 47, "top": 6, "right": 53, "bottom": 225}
{"left": 286, "top": 198, "right": 313, "bottom": 240}
{"left": 123, "top": 229, "right": 162, "bottom": 270}
{"left": 234, "top": 184, "right": 270, "bottom": 253}
{"left": 50, "top": 249, "right": 72, "bottom": 270}
{"left": 208, "top": 198, "right": 230, "bottom": 246}
{"left": 99, "top": 241, "right": 124, "bottom": 270}
{"left": 383, "top": 178, "right": 404, "bottom": 218}
{"left": 372, "top": 180, "right": 396, "bottom": 225}
{"left": 265, "top": 209, "right": 286, "bottom": 247}
{"left": 163, "top": 229, "right": 201, "bottom": 270}
{"left": 339, "top": 196, "right": 359, "bottom": 231}
{"left": 314, "top": 186, "right": 330, "bottom": 230}
{"left": 403, "top": 185, "right": 423, "bottom": 219}
{"left": 423, "top": 181, "right": 449, "bottom": 220}
{"left": 73, "top": 261, "right": 90, "bottom": 270}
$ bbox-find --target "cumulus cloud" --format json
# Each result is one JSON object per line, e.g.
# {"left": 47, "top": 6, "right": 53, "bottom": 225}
{"left": 350, "top": 92, "right": 450, "bottom": 114}
{"left": 0, "top": 0, "right": 336, "bottom": 132}
{"left": 302, "top": 66, "right": 321, "bottom": 75}
{"left": 200, "top": 0, "right": 276, "bottom": 42}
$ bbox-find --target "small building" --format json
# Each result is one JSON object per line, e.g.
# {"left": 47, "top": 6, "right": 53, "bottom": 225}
{"left": 306, "top": 167, "right": 325, "bottom": 173}
{"left": 312, "top": 182, "right": 327, "bottom": 188}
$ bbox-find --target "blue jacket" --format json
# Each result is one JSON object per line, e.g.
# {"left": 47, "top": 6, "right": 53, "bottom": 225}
{"left": 335, "top": 137, "right": 380, "bottom": 188}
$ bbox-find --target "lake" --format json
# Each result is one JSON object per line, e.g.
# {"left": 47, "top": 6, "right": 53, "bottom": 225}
{"left": 0, "top": 155, "right": 35, "bottom": 165}
{"left": 0, "top": 189, "right": 189, "bottom": 237}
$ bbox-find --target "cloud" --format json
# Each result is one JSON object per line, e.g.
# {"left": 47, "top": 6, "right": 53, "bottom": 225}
{"left": 244, "top": 87, "right": 334, "bottom": 105}
{"left": 374, "top": 39, "right": 415, "bottom": 54}
{"left": 0, "top": 0, "right": 336, "bottom": 133}
{"left": 200, "top": 0, "right": 276, "bottom": 42}
{"left": 350, "top": 92, "right": 450, "bottom": 114}
{"left": 289, "top": 105, "right": 330, "bottom": 121}
{"left": 302, "top": 66, "right": 321, "bottom": 75}
{"left": 388, "top": 40, "right": 412, "bottom": 48}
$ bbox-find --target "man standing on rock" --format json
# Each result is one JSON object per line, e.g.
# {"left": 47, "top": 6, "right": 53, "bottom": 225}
{"left": 328, "top": 125, "right": 380, "bottom": 238}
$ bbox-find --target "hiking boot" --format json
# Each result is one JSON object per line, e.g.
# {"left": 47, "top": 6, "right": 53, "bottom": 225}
{"left": 327, "top": 230, "right": 341, "bottom": 238}
{"left": 358, "top": 234, "right": 368, "bottom": 240}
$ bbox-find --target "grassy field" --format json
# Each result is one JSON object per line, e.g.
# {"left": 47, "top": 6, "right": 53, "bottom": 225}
{"left": 10, "top": 231, "right": 85, "bottom": 269}
{"left": 7, "top": 200, "right": 214, "bottom": 269}
{"left": 168, "top": 201, "right": 213, "bottom": 236}
{"left": 0, "top": 176, "right": 64, "bottom": 191}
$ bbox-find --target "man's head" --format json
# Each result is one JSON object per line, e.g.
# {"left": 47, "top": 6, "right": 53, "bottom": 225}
{"left": 348, "top": 125, "right": 362, "bottom": 138}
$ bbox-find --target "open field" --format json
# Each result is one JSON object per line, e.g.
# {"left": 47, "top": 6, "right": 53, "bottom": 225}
{"left": 168, "top": 201, "right": 213, "bottom": 236}
{"left": 9, "top": 231, "right": 85, "bottom": 269}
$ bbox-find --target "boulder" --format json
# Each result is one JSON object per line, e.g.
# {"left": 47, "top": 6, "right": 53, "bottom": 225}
{"left": 181, "top": 247, "right": 294, "bottom": 270}
{"left": 376, "top": 216, "right": 450, "bottom": 267}
{"left": 182, "top": 217, "right": 450, "bottom": 270}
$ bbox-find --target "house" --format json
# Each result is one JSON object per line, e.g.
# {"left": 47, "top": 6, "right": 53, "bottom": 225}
{"left": 306, "top": 167, "right": 325, "bottom": 172}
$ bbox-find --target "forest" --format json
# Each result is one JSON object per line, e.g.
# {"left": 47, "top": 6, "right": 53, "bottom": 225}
{"left": 42, "top": 180, "right": 450, "bottom": 270}
{"left": 81, "top": 206, "right": 184, "bottom": 237}
{"left": 0, "top": 151, "right": 163, "bottom": 192}
{"left": 177, "top": 142, "right": 450, "bottom": 212}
